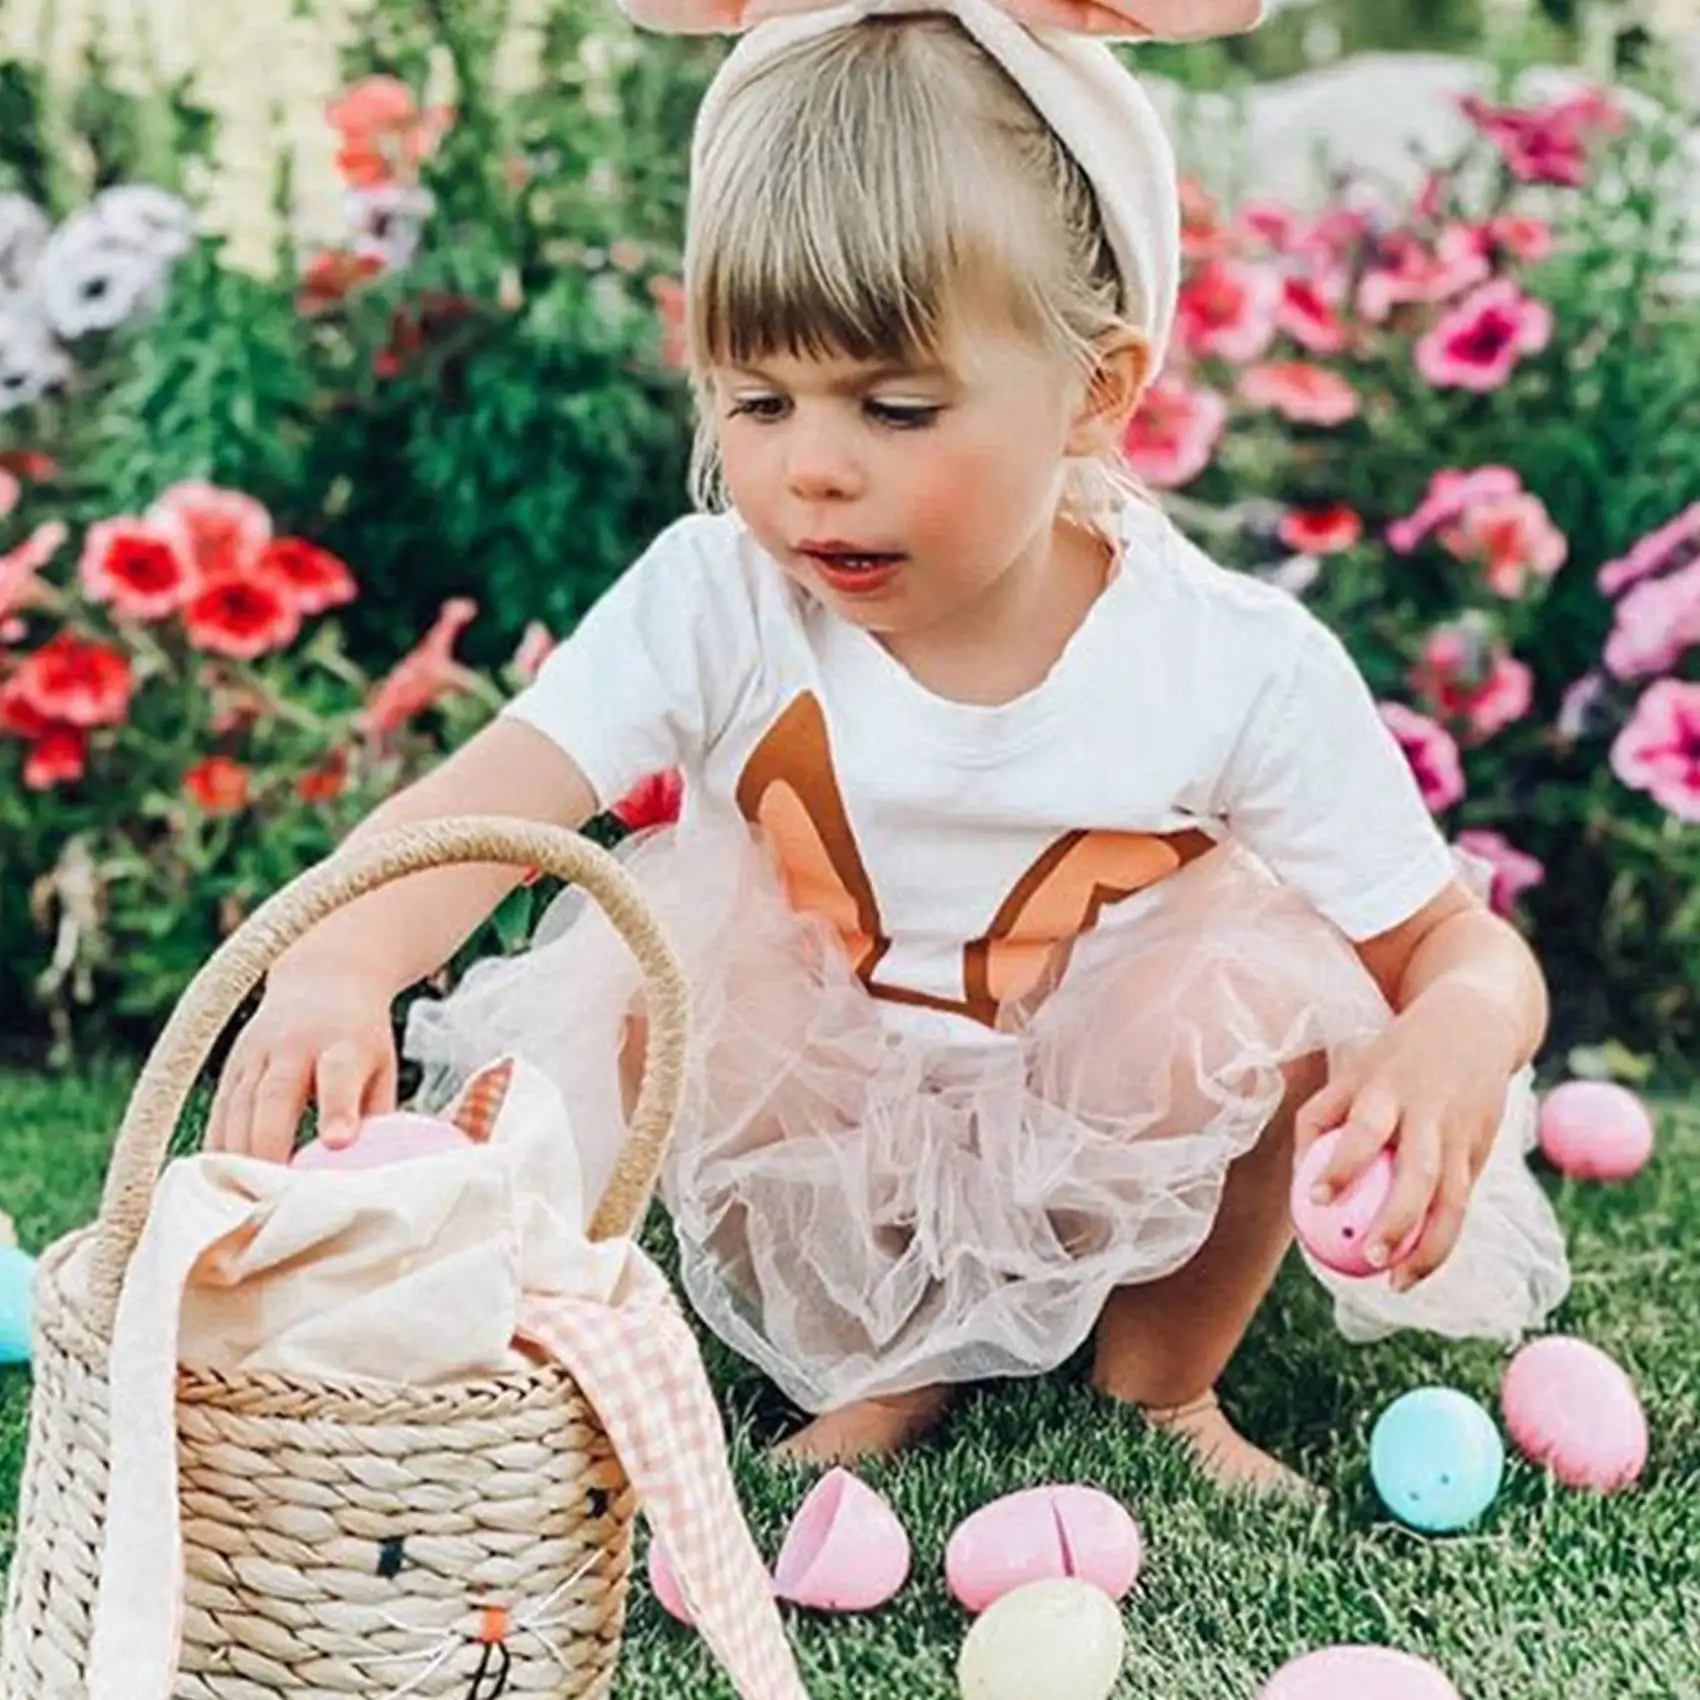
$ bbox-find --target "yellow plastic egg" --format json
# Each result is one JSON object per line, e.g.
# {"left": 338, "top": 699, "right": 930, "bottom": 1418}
{"left": 957, "top": 1578, "right": 1127, "bottom": 1700}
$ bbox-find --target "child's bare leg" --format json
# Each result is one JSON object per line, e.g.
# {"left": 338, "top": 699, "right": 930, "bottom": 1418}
{"left": 1091, "top": 1056, "right": 1324, "bottom": 1498}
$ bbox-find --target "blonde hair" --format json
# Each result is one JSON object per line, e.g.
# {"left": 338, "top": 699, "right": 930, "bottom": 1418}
{"left": 682, "top": 13, "right": 1150, "bottom": 536}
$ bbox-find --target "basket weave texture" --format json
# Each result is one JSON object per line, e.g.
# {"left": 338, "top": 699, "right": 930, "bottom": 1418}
{"left": 2, "top": 817, "right": 690, "bottom": 1698}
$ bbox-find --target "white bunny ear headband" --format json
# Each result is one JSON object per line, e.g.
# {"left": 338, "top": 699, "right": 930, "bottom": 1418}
{"left": 612, "top": 0, "right": 1264, "bottom": 369}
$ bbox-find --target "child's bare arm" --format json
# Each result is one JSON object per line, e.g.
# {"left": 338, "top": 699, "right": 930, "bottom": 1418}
{"left": 206, "top": 718, "right": 600, "bottom": 1161}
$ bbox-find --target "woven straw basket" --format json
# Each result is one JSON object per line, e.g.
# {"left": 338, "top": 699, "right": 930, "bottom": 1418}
{"left": 1, "top": 816, "right": 690, "bottom": 1699}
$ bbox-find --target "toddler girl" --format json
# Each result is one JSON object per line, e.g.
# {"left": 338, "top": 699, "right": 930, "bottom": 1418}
{"left": 208, "top": 0, "right": 1570, "bottom": 1497}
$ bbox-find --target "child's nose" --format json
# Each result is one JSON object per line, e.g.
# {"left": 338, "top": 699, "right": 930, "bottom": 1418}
{"left": 784, "top": 418, "right": 864, "bottom": 500}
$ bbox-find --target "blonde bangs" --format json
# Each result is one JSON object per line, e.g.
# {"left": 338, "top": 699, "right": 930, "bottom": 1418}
{"left": 684, "top": 18, "right": 1047, "bottom": 378}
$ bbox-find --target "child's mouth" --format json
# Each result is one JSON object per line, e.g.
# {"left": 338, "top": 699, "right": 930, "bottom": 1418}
{"left": 804, "top": 550, "right": 905, "bottom": 595}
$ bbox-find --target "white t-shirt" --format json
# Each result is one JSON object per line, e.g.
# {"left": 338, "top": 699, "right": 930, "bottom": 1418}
{"left": 507, "top": 501, "right": 1455, "bottom": 1027}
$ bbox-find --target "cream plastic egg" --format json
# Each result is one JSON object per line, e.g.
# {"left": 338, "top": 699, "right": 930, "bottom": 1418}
{"left": 957, "top": 1578, "right": 1126, "bottom": 1700}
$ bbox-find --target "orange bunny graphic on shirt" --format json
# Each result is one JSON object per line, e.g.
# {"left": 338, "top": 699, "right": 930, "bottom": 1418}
{"left": 735, "top": 692, "right": 1215, "bottom": 1026}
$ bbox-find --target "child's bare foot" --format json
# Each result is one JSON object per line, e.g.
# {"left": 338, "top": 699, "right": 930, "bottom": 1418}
{"left": 1130, "top": 1388, "right": 1320, "bottom": 1502}
{"left": 773, "top": 1387, "right": 952, "bottom": 1465}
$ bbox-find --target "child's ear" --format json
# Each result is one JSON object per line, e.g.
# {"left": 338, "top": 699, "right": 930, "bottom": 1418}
{"left": 1065, "top": 331, "right": 1150, "bottom": 458}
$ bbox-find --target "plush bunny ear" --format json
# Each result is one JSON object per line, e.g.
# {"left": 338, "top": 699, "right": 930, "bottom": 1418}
{"left": 616, "top": 0, "right": 1265, "bottom": 39}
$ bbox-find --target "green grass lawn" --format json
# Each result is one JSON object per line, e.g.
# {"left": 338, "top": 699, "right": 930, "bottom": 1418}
{"left": 1, "top": 1063, "right": 1695, "bottom": 1697}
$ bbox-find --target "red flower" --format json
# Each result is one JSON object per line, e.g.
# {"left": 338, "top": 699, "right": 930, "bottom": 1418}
{"left": 612, "top": 769, "right": 684, "bottom": 831}
{"left": 10, "top": 632, "right": 134, "bottom": 727}
{"left": 327, "top": 75, "right": 451, "bottom": 188}
{"left": 298, "top": 249, "right": 385, "bottom": 315}
{"left": 297, "top": 749, "right": 350, "bottom": 804}
{"left": 0, "top": 450, "right": 60, "bottom": 483}
{"left": 182, "top": 573, "right": 303, "bottom": 660}
{"left": 1279, "top": 505, "right": 1362, "bottom": 555}
{"left": 23, "top": 725, "right": 87, "bottom": 790}
{"left": 184, "top": 755, "right": 252, "bottom": 815}
{"left": 148, "top": 482, "right": 271, "bottom": 579}
{"left": 258, "top": 538, "right": 357, "bottom": 615}
{"left": 79, "top": 517, "right": 196, "bottom": 620}
{"left": 362, "top": 598, "right": 479, "bottom": 738}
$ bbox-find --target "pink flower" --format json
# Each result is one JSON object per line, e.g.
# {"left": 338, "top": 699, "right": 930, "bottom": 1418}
{"left": 0, "top": 520, "right": 69, "bottom": 620}
{"left": 511, "top": 621, "right": 556, "bottom": 684}
{"left": 1120, "top": 376, "right": 1227, "bottom": 488}
{"left": 1461, "top": 88, "right": 1623, "bottom": 188}
{"left": 1484, "top": 215, "right": 1555, "bottom": 265}
{"left": 1610, "top": 680, "right": 1700, "bottom": 821}
{"left": 1179, "top": 178, "right": 1233, "bottom": 261}
{"left": 1176, "top": 258, "right": 1281, "bottom": 363}
{"left": 147, "top": 482, "right": 271, "bottom": 579}
{"left": 362, "top": 598, "right": 479, "bottom": 738}
{"left": 256, "top": 538, "right": 358, "bottom": 616}
{"left": 0, "top": 470, "right": 17, "bottom": 520}
{"left": 327, "top": 75, "right": 451, "bottom": 188}
{"left": 1603, "top": 560, "right": 1700, "bottom": 679}
{"left": 1387, "top": 465, "right": 1524, "bottom": 554}
{"left": 1277, "top": 275, "right": 1348, "bottom": 356}
{"left": 1456, "top": 829, "right": 1545, "bottom": 916}
{"left": 1416, "top": 280, "right": 1552, "bottom": 392}
{"left": 1412, "top": 625, "right": 1534, "bottom": 740}
{"left": 9, "top": 632, "right": 134, "bottom": 728}
{"left": 79, "top": 517, "right": 196, "bottom": 620}
{"left": 1598, "top": 500, "right": 1700, "bottom": 596}
{"left": 1557, "top": 673, "right": 1606, "bottom": 742}
{"left": 1279, "top": 505, "right": 1362, "bottom": 555}
{"left": 1235, "top": 199, "right": 1301, "bottom": 253}
{"left": 612, "top": 769, "right": 684, "bottom": 832}
{"left": 1380, "top": 701, "right": 1466, "bottom": 812}
{"left": 1441, "top": 491, "right": 1569, "bottom": 597}
{"left": 1357, "top": 227, "right": 1490, "bottom": 323}
{"left": 1238, "top": 362, "right": 1359, "bottom": 426}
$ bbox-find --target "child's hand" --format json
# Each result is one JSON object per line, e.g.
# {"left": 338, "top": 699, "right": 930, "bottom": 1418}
{"left": 205, "top": 975, "right": 399, "bottom": 1164}
{"left": 1292, "top": 987, "right": 1520, "bottom": 1293}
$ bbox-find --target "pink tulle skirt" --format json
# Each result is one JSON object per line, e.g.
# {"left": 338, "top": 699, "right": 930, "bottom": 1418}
{"left": 403, "top": 812, "right": 1570, "bottom": 1413}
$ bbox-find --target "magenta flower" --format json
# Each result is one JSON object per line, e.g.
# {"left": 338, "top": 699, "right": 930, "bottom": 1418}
{"left": 1413, "top": 625, "right": 1534, "bottom": 740}
{"left": 1456, "top": 829, "right": 1546, "bottom": 916}
{"left": 1461, "top": 88, "right": 1623, "bottom": 188}
{"left": 1441, "top": 491, "right": 1569, "bottom": 597}
{"left": 1277, "top": 275, "right": 1348, "bottom": 355}
{"left": 1238, "top": 361, "right": 1359, "bottom": 426}
{"left": 1358, "top": 226, "right": 1490, "bottom": 323}
{"left": 1610, "top": 680, "right": 1700, "bottom": 821}
{"left": 1603, "top": 559, "right": 1700, "bottom": 679}
{"left": 1387, "top": 465, "right": 1524, "bottom": 555}
{"left": 1416, "top": 280, "right": 1552, "bottom": 392}
{"left": 1598, "top": 500, "right": 1700, "bottom": 596}
{"left": 1557, "top": 673, "right": 1607, "bottom": 742}
{"left": 1380, "top": 701, "right": 1466, "bottom": 812}
{"left": 1120, "top": 375, "right": 1227, "bottom": 489}
{"left": 1176, "top": 257, "right": 1282, "bottom": 363}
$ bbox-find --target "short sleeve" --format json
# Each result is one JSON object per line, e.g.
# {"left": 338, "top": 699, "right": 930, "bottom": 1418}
{"left": 1220, "top": 617, "right": 1456, "bottom": 939}
{"left": 502, "top": 515, "right": 758, "bottom": 808}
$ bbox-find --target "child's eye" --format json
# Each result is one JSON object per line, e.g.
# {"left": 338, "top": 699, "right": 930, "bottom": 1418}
{"left": 867, "top": 402, "right": 941, "bottom": 429}
{"left": 727, "top": 396, "right": 785, "bottom": 420}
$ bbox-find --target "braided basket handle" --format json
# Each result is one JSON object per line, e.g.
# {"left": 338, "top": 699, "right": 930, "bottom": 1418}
{"left": 88, "top": 815, "right": 689, "bottom": 1340}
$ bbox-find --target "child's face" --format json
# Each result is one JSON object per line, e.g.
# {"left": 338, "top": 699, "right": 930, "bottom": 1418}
{"left": 710, "top": 324, "right": 1113, "bottom": 640}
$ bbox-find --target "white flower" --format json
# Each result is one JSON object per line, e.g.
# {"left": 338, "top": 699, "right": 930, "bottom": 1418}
{"left": 31, "top": 185, "right": 194, "bottom": 340}
{"left": 0, "top": 195, "right": 51, "bottom": 293}
{"left": 344, "top": 182, "right": 434, "bottom": 270}
{"left": 0, "top": 299, "right": 72, "bottom": 413}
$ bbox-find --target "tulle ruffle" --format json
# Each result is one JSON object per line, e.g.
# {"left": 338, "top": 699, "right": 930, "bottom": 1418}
{"left": 404, "top": 812, "right": 1570, "bottom": 1413}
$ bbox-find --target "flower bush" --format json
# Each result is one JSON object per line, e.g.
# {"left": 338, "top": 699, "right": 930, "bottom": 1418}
{"left": 2, "top": 7, "right": 1696, "bottom": 1070}
{"left": 1142, "top": 78, "right": 1700, "bottom": 1065}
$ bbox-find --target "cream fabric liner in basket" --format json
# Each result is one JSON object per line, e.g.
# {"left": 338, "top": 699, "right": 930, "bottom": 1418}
{"left": 0, "top": 817, "right": 808, "bottom": 1700}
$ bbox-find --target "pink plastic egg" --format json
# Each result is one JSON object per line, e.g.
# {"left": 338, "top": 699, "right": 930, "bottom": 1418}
{"left": 290, "top": 1110, "right": 473, "bottom": 1171}
{"left": 771, "top": 1468, "right": 910, "bottom": 1613}
{"left": 1290, "top": 1130, "right": 1424, "bottom": 1277}
{"left": 1501, "top": 1335, "right": 1648, "bottom": 1492}
{"left": 1259, "top": 1645, "right": 1460, "bottom": 1699}
{"left": 1537, "top": 1081, "right": 1654, "bottom": 1181}
{"left": 945, "top": 1485, "right": 1142, "bottom": 1615}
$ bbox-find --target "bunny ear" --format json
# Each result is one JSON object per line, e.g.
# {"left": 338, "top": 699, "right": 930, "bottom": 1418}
{"left": 616, "top": 0, "right": 1265, "bottom": 35}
